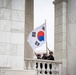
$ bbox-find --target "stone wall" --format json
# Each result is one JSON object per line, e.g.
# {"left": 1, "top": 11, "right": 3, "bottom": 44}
{"left": 0, "top": 0, "right": 25, "bottom": 70}
{"left": 54, "top": 0, "right": 76, "bottom": 75}
{"left": 0, "top": 70, "right": 36, "bottom": 75}
{"left": 53, "top": 0, "right": 67, "bottom": 75}
{"left": 67, "top": 0, "right": 76, "bottom": 75}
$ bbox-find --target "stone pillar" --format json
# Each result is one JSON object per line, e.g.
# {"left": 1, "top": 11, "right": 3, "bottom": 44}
{"left": 10, "top": 0, "right": 25, "bottom": 70}
{"left": 0, "top": 0, "right": 11, "bottom": 67}
{"left": 0, "top": 0, "right": 25, "bottom": 70}
{"left": 67, "top": 0, "right": 76, "bottom": 75}
{"left": 53, "top": 0, "right": 67, "bottom": 75}
{"left": 25, "top": 0, "right": 34, "bottom": 58}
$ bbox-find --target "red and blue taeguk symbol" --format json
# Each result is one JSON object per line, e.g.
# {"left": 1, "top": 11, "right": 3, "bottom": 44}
{"left": 37, "top": 31, "right": 44, "bottom": 41}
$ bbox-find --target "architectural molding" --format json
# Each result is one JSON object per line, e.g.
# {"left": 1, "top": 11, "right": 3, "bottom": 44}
{"left": 53, "top": 0, "right": 68, "bottom": 4}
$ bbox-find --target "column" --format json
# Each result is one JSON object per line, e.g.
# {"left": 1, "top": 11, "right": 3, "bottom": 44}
{"left": 0, "top": 0, "right": 25, "bottom": 70}
{"left": 67, "top": 0, "right": 76, "bottom": 75}
{"left": 0, "top": 0, "right": 11, "bottom": 67}
{"left": 25, "top": 0, "right": 34, "bottom": 58}
{"left": 53, "top": 0, "right": 67, "bottom": 75}
{"left": 10, "top": 0, "right": 25, "bottom": 70}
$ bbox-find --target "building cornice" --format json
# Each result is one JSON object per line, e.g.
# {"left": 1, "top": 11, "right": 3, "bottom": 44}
{"left": 53, "top": 0, "right": 68, "bottom": 4}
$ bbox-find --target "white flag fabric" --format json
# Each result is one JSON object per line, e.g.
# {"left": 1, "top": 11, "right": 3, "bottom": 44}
{"left": 27, "top": 22, "right": 47, "bottom": 50}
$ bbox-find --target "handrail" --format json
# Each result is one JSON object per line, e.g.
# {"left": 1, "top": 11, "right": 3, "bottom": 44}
{"left": 24, "top": 58, "right": 62, "bottom": 75}
{"left": 24, "top": 58, "right": 62, "bottom": 64}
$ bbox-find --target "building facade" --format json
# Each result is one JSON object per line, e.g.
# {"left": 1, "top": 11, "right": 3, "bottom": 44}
{"left": 0, "top": 0, "right": 76, "bottom": 75}
{"left": 54, "top": 0, "right": 76, "bottom": 75}
{"left": 0, "top": 0, "right": 34, "bottom": 70}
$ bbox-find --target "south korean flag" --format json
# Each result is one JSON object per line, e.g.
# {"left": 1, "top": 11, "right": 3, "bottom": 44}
{"left": 27, "top": 22, "right": 47, "bottom": 50}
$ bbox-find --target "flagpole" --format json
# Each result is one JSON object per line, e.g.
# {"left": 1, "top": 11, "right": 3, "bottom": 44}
{"left": 34, "top": 51, "right": 37, "bottom": 56}
{"left": 46, "top": 42, "right": 48, "bottom": 55}
{"left": 45, "top": 20, "right": 48, "bottom": 55}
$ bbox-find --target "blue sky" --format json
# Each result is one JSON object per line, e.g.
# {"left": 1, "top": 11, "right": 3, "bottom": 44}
{"left": 34, "top": 0, "right": 54, "bottom": 52}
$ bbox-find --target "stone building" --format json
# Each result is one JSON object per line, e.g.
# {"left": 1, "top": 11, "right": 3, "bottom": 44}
{"left": 54, "top": 0, "right": 76, "bottom": 75}
{"left": 0, "top": 0, "right": 76, "bottom": 75}
{"left": 0, "top": 0, "right": 33, "bottom": 70}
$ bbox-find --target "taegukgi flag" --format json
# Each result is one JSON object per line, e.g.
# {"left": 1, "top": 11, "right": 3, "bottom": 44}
{"left": 27, "top": 22, "right": 47, "bottom": 50}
